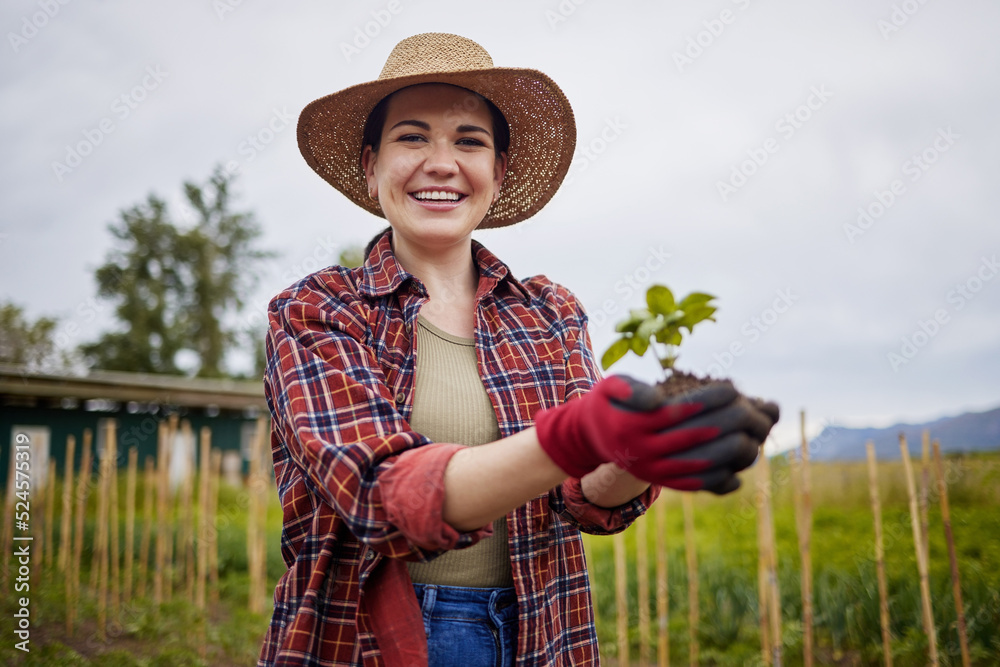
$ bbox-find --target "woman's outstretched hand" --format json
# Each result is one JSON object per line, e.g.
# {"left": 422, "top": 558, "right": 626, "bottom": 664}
{"left": 534, "top": 375, "right": 779, "bottom": 494}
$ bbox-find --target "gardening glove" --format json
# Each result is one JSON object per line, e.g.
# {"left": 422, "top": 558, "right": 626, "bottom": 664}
{"left": 534, "top": 374, "right": 743, "bottom": 481}
{"left": 652, "top": 396, "right": 780, "bottom": 494}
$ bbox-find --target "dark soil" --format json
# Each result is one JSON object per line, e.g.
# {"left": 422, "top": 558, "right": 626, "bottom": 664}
{"left": 654, "top": 369, "right": 726, "bottom": 399}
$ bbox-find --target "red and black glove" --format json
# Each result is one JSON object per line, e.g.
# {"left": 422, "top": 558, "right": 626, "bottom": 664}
{"left": 534, "top": 375, "right": 779, "bottom": 492}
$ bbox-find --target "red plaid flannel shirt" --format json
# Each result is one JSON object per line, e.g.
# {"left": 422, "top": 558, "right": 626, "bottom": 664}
{"left": 258, "top": 231, "right": 659, "bottom": 666}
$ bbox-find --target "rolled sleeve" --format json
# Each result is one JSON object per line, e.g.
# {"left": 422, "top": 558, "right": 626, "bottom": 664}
{"left": 267, "top": 288, "right": 488, "bottom": 560}
{"left": 381, "top": 443, "right": 493, "bottom": 551}
{"left": 556, "top": 476, "right": 660, "bottom": 535}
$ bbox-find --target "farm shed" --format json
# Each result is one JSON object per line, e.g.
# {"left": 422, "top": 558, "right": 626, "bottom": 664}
{"left": 1, "top": 364, "right": 268, "bottom": 494}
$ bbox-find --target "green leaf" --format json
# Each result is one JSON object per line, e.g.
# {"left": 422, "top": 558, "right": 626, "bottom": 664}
{"left": 678, "top": 305, "right": 717, "bottom": 331}
{"left": 656, "top": 328, "right": 683, "bottom": 345}
{"left": 664, "top": 311, "right": 685, "bottom": 325}
{"left": 678, "top": 292, "right": 716, "bottom": 310}
{"left": 601, "top": 337, "right": 631, "bottom": 370}
{"left": 646, "top": 285, "right": 676, "bottom": 316}
{"left": 635, "top": 315, "right": 663, "bottom": 342}
{"left": 630, "top": 334, "right": 649, "bottom": 357}
{"left": 614, "top": 314, "right": 644, "bottom": 334}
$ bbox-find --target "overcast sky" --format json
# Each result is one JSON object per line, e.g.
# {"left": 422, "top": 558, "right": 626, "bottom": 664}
{"left": 2, "top": 1, "right": 998, "bottom": 453}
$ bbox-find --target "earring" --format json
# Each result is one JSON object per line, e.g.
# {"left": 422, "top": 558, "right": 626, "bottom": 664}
{"left": 369, "top": 190, "right": 378, "bottom": 202}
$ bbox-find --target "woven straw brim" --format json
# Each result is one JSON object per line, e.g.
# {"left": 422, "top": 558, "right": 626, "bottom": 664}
{"left": 298, "top": 68, "right": 576, "bottom": 229}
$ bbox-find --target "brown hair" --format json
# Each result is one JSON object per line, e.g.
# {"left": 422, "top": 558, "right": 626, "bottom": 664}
{"left": 361, "top": 86, "right": 510, "bottom": 159}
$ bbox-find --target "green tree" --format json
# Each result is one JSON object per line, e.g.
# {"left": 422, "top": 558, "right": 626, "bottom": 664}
{"left": 80, "top": 195, "right": 186, "bottom": 374}
{"left": 0, "top": 301, "right": 64, "bottom": 371}
{"left": 176, "top": 170, "right": 273, "bottom": 378}
{"left": 82, "top": 168, "right": 273, "bottom": 378}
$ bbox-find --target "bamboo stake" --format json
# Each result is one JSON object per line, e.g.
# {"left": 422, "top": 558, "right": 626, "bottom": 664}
{"left": 180, "top": 421, "right": 196, "bottom": 603}
{"left": 44, "top": 459, "right": 56, "bottom": 572}
{"left": 932, "top": 440, "right": 970, "bottom": 667}
{"left": 197, "top": 426, "right": 211, "bottom": 610}
{"left": 682, "top": 493, "right": 698, "bottom": 667}
{"left": 209, "top": 448, "right": 223, "bottom": 606}
{"left": 108, "top": 420, "right": 120, "bottom": 619}
{"left": 95, "top": 423, "right": 111, "bottom": 642}
{"left": 164, "top": 414, "right": 178, "bottom": 603}
{"left": 70, "top": 429, "right": 92, "bottom": 637}
{"left": 124, "top": 446, "right": 137, "bottom": 604}
{"left": 137, "top": 455, "right": 154, "bottom": 599}
{"left": 35, "top": 459, "right": 46, "bottom": 577}
{"left": 1, "top": 445, "right": 15, "bottom": 588}
{"left": 757, "top": 459, "right": 772, "bottom": 666}
{"left": 614, "top": 530, "right": 629, "bottom": 667}
{"left": 154, "top": 420, "right": 169, "bottom": 606}
{"left": 255, "top": 471, "right": 268, "bottom": 611}
{"left": 655, "top": 495, "right": 669, "bottom": 667}
{"left": 798, "top": 410, "right": 814, "bottom": 667}
{"left": 866, "top": 442, "right": 893, "bottom": 667}
{"left": 59, "top": 435, "right": 76, "bottom": 575}
{"left": 248, "top": 415, "right": 267, "bottom": 614}
{"left": 900, "top": 433, "right": 938, "bottom": 666}
{"left": 637, "top": 510, "right": 651, "bottom": 667}
{"left": 920, "top": 430, "right": 931, "bottom": 574}
{"left": 762, "top": 445, "right": 782, "bottom": 667}
{"left": 60, "top": 435, "right": 76, "bottom": 636}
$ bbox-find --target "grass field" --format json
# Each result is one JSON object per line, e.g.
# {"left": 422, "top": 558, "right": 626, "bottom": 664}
{"left": 585, "top": 452, "right": 1000, "bottom": 666}
{"left": 2, "top": 452, "right": 998, "bottom": 665}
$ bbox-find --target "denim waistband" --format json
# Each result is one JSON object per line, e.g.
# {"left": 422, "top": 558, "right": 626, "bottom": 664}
{"left": 413, "top": 583, "right": 517, "bottom": 623}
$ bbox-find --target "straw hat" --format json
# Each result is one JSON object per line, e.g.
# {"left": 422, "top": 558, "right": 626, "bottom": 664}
{"left": 297, "top": 32, "right": 576, "bottom": 229}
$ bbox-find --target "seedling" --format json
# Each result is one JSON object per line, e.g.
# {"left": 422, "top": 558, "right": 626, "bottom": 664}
{"left": 601, "top": 285, "right": 718, "bottom": 379}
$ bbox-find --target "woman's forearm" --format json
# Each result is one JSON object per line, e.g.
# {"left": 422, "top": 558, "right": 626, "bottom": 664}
{"left": 440, "top": 426, "right": 653, "bottom": 532}
{"left": 580, "top": 464, "right": 652, "bottom": 508}
{"left": 441, "top": 426, "right": 567, "bottom": 532}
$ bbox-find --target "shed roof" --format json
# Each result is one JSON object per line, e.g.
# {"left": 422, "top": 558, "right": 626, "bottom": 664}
{"left": 0, "top": 364, "right": 266, "bottom": 411}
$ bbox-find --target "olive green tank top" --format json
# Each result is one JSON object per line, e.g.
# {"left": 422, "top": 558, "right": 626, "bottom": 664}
{"left": 405, "top": 315, "right": 514, "bottom": 587}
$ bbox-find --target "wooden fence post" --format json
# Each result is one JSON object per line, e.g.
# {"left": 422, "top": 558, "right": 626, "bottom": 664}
{"left": 209, "top": 448, "right": 223, "bottom": 606}
{"left": 197, "top": 426, "right": 211, "bottom": 611}
{"left": 866, "top": 442, "right": 893, "bottom": 667}
{"left": 798, "top": 411, "right": 814, "bottom": 667}
{"left": 44, "top": 459, "right": 56, "bottom": 572}
{"left": 920, "top": 431, "right": 931, "bottom": 571}
{"left": 637, "top": 510, "right": 651, "bottom": 667}
{"left": 614, "top": 530, "right": 629, "bottom": 667}
{"left": 108, "top": 420, "right": 120, "bottom": 619}
{"left": 900, "top": 433, "right": 938, "bottom": 666}
{"left": 95, "top": 422, "right": 112, "bottom": 641}
{"left": 180, "top": 420, "right": 196, "bottom": 603}
{"left": 138, "top": 455, "right": 154, "bottom": 600}
{"left": 682, "top": 494, "right": 698, "bottom": 667}
{"left": 655, "top": 496, "right": 669, "bottom": 667}
{"left": 932, "top": 440, "right": 970, "bottom": 667}
{"left": 124, "top": 446, "right": 138, "bottom": 604}
{"left": 58, "top": 435, "right": 76, "bottom": 576}
{"left": 757, "top": 457, "right": 772, "bottom": 666}
{"left": 69, "top": 429, "right": 93, "bottom": 636}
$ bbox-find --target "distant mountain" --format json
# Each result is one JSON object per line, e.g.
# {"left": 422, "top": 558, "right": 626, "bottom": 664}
{"left": 808, "top": 406, "right": 1000, "bottom": 461}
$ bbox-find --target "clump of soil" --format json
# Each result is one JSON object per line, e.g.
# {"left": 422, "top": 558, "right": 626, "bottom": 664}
{"left": 654, "top": 369, "right": 726, "bottom": 399}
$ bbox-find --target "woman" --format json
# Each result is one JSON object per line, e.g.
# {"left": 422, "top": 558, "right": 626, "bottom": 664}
{"left": 260, "top": 33, "right": 778, "bottom": 667}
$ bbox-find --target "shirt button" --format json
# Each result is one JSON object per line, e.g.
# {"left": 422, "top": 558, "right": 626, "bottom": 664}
{"left": 364, "top": 550, "right": 376, "bottom": 561}
{"left": 395, "top": 391, "right": 405, "bottom": 404}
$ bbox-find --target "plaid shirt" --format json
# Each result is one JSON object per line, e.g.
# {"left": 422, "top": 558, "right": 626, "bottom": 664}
{"left": 259, "top": 231, "right": 658, "bottom": 666}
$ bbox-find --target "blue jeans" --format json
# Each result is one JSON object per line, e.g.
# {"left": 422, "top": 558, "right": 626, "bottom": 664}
{"left": 412, "top": 583, "right": 518, "bottom": 667}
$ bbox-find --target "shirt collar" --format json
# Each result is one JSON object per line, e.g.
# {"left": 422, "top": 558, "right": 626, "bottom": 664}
{"left": 357, "top": 229, "right": 532, "bottom": 305}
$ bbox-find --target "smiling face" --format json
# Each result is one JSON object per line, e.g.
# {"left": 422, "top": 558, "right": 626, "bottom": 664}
{"left": 361, "top": 84, "right": 507, "bottom": 252}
